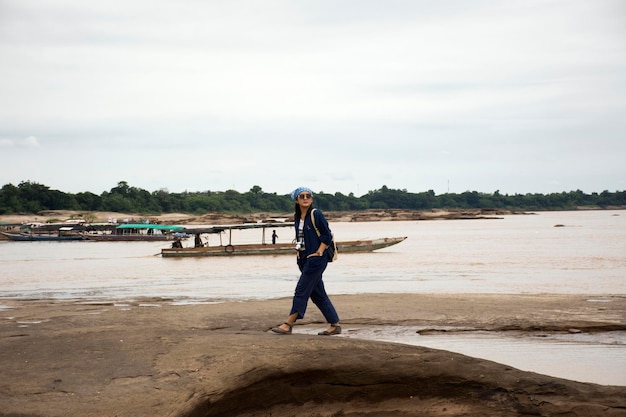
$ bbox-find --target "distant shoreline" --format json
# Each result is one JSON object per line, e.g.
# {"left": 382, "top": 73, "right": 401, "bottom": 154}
{"left": 1, "top": 207, "right": 623, "bottom": 229}
{"left": 3, "top": 207, "right": 616, "bottom": 226}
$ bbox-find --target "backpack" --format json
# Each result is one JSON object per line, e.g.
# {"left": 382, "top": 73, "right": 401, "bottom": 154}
{"left": 310, "top": 209, "right": 338, "bottom": 262}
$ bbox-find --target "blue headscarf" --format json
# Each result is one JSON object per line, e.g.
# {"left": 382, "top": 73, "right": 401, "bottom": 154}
{"left": 291, "top": 186, "right": 314, "bottom": 201}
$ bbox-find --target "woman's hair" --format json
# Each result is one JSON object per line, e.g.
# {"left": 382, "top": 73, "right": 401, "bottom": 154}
{"left": 294, "top": 203, "right": 313, "bottom": 222}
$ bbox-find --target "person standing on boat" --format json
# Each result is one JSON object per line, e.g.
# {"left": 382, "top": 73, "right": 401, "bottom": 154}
{"left": 272, "top": 229, "right": 278, "bottom": 244}
{"left": 271, "top": 186, "right": 341, "bottom": 336}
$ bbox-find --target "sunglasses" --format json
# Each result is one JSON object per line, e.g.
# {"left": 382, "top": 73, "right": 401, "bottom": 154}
{"left": 298, "top": 193, "right": 312, "bottom": 200}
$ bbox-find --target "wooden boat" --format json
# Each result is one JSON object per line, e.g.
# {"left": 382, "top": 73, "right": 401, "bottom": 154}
{"left": 0, "top": 223, "right": 23, "bottom": 240}
{"left": 0, "top": 230, "right": 86, "bottom": 241}
{"left": 161, "top": 222, "right": 406, "bottom": 257}
{"left": 1, "top": 221, "right": 89, "bottom": 241}
{"left": 161, "top": 236, "right": 407, "bottom": 257}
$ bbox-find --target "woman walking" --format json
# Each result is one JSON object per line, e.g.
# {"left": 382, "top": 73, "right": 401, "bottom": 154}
{"left": 271, "top": 186, "right": 341, "bottom": 336}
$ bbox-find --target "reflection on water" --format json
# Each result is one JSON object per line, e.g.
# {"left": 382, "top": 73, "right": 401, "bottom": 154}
{"left": 1, "top": 210, "right": 625, "bottom": 386}
{"left": 325, "top": 326, "right": 626, "bottom": 386}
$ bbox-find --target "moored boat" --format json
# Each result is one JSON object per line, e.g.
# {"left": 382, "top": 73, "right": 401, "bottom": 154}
{"left": 0, "top": 230, "right": 87, "bottom": 241}
{"left": 161, "top": 235, "right": 407, "bottom": 257}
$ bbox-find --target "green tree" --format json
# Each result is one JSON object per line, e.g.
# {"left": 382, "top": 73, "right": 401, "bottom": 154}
{"left": 0, "top": 183, "right": 22, "bottom": 214}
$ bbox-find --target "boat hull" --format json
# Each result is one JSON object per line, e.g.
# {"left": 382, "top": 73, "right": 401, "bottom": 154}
{"left": 161, "top": 237, "right": 407, "bottom": 258}
{"left": 0, "top": 231, "right": 86, "bottom": 241}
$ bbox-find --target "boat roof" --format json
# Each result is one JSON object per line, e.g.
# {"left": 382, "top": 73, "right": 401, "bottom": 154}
{"left": 114, "top": 222, "right": 293, "bottom": 234}
{"left": 116, "top": 224, "right": 186, "bottom": 231}
{"left": 183, "top": 222, "right": 294, "bottom": 235}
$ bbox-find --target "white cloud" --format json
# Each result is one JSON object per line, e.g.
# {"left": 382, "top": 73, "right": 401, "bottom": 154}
{"left": 0, "top": 136, "right": 41, "bottom": 148}
{"left": 23, "top": 136, "right": 41, "bottom": 148}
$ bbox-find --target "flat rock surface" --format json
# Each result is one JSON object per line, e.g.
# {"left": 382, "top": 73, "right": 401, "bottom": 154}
{"left": 1, "top": 293, "right": 625, "bottom": 416}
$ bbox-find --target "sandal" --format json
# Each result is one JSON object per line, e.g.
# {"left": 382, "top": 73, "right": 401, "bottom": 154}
{"left": 318, "top": 325, "right": 341, "bottom": 336}
{"left": 271, "top": 322, "right": 293, "bottom": 335}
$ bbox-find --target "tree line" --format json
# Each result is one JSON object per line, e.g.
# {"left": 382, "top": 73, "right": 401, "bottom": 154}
{"left": 1, "top": 181, "right": 624, "bottom": 216}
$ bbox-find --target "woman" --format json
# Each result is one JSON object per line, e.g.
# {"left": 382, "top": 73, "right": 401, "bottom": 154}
{"left": 271, "top": 186, "right": 341, "bottom": 336}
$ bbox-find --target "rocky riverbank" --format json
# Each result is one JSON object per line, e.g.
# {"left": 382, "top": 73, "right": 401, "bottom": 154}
{"left": 1, "top": 294, "right": 624, "bottom": 416}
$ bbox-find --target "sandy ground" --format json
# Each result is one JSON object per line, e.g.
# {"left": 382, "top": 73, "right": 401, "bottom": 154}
{"left": 1, "top": 293, "right": 625, "bottom": 417}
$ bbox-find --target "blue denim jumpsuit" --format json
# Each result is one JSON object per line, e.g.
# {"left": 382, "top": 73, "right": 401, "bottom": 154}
{"left": 289, "top": 208, "right": 340, "bottom": 324}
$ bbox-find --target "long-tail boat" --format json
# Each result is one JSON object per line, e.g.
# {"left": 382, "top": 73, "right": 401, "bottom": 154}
{"left": 160, "top": 222, "right": 406, "bottom": 257}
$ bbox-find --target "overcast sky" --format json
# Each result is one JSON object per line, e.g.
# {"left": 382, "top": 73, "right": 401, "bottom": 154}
{"left": 1, "top": 0, "right": 624, "bottom": 197}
